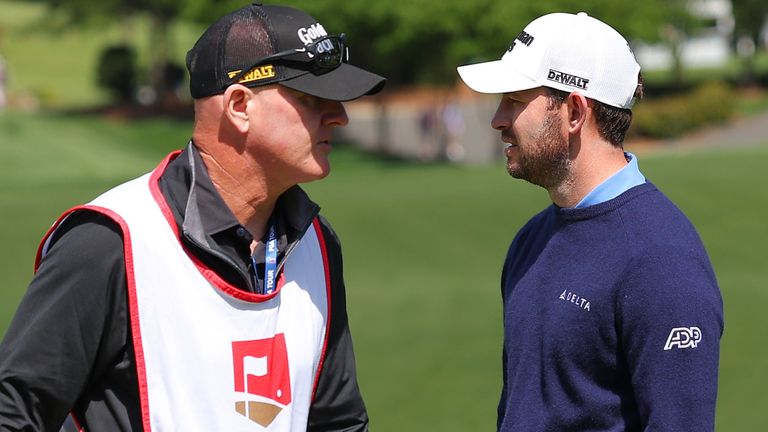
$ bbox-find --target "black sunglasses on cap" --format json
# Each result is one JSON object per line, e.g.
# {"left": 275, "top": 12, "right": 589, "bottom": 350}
{"left": 225, "top": 34, "right": 348, "bottom": 87}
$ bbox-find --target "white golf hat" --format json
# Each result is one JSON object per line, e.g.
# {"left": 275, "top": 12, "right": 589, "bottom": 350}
{"left": 457, "top": 12, "right": 640, "bottom": 109}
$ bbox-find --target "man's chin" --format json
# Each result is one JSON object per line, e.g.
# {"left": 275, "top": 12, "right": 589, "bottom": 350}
{"left": 506, "top": 162, "right": 523, "bottom": 179}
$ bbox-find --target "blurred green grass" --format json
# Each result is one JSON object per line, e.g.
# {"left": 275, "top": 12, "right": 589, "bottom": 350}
{"left": 1, "top": 111, "right": 766, "bottom": 430}
{"left": 0, "top": 1, "right": 203, "bottom": 109}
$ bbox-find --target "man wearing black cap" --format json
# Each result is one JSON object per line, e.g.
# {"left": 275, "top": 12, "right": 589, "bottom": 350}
{"left": 0, "top": 3, "right": 384, "bottom": 431}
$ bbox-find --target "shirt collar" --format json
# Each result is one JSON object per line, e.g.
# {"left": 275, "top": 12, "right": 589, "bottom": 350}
{"left": 574, "top": 152, "right": 646, "bottom": 208}
{"left": 182, "top": 143, "right": 241, "bottom": 241}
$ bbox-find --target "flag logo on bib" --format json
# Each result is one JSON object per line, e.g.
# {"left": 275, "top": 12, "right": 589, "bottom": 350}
{"left": 232, "top": 335, "right": 292, "bottom": 426}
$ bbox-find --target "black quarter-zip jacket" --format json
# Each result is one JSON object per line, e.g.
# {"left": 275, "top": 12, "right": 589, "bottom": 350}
{"left": 0, "top": 143, "right": 368, "bottom": 431}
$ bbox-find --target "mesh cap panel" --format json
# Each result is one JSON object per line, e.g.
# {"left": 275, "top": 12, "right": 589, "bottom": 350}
{"left": 185, "top": 3, "right": 385, "bottom": 101}
{"left": 187, "top": 7, "right": 276, "bottom": 98}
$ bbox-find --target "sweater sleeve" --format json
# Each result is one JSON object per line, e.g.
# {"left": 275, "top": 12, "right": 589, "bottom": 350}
{"left": 306, "top": 216, "right": 369, "bottom": 432}
{"left": 618, "top": 245, "right": 723, "bottom": 431}
{"left": 0, "top": 211, "right": 129, "bottom": 431}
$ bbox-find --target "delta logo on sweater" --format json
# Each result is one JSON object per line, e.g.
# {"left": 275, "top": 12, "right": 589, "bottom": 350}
{"left": 232, "top": 335, "right": 292, "bottom": 426}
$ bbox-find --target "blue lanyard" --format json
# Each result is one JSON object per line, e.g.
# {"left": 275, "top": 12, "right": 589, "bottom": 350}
{"left": 251, "top": 222, "right": 278, "bottom": 295}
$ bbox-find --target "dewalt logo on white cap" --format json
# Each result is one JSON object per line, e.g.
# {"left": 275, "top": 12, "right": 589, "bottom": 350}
{"left": 457, "top": 12, "right": 640, "bottom": 109}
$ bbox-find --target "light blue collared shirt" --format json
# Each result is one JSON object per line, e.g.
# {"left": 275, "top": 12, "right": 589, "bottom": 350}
{"left": 574, "top": 152, "right": 646, "bottom": 208}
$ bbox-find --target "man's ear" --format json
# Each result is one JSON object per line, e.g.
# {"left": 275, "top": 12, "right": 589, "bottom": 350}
{"left": 223, "top": 84, "right": 251, "bottom": 134}
{"left": 565, "top": 91, "right": 589, "bottom": 135}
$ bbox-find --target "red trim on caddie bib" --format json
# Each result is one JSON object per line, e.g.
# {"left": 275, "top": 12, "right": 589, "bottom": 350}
{"left": 148, "top": 151, "right": 182, "bottom": 239}
{"left": 35, "top": 211, "right": 74, "bottom": 271}
{"left": 311, "top": 217, "right": 333, "bottom": 399}
{"left": 36, "top": 205, "right": 153, "bottom": 432}
{"left": 147, "top": 151, "right": 285, "bottom": 303}
{"left": 70, "top": 412, "right": 85, "bottom": 432}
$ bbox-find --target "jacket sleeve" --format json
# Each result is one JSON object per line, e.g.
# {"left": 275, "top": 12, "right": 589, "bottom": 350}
{"left": 618, "top": 245, "right": 723, "bottom": 431}
{"left": 0, "top": 211, "right": 128, "bottom": 431}
{"left": 306, "top": 216, "right": 369, "bottom": 432}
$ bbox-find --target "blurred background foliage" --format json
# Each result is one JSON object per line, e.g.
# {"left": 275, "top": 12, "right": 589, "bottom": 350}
{"left": 2, "top": 0, "right": 768, "bottom": 138}
{"left": 7, "top": 0, "right": 695, "bottom": 89}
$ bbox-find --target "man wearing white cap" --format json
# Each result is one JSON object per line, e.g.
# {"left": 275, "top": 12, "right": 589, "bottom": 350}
{"left": 458, "top": 12, "right": 723, "bottom": 431}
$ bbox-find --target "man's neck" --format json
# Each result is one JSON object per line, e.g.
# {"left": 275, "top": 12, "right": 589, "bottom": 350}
{"left": 198, "top": 149, "right": 282, "bottom": 241}
{"left": 548, "top": 144, "right": 628, "bottom": 208}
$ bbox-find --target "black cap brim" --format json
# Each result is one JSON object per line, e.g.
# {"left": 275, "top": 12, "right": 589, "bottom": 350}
{"left": 279, "top": 63, "right": 386, "bottom": 102}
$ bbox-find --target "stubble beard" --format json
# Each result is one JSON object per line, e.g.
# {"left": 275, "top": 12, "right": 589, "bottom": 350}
{"left": 507, "top": 110, "right": 572, "bottom": 189}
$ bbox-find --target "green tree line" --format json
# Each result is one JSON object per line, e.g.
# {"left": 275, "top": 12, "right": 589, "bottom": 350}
{"left": 20, "top": 0, "right": 768, "bottom": 101}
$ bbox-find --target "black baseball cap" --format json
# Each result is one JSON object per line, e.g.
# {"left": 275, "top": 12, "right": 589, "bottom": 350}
{"left": 186, "top": 2, "right": 386, "bottom": 101}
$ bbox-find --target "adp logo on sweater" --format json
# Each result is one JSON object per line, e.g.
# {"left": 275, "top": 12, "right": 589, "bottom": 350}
{"left": 664, "top": 327, "right": 702, "bottom": 350}
{"left": 232, "top": 335, "right": 292, "bottom": 426}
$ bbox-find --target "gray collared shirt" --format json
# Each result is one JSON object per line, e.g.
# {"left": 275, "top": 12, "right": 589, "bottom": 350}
{"left": 160, "top": 142, "right": 320, "bottom": 292}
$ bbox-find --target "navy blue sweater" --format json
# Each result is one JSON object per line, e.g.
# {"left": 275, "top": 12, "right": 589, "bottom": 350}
{"left": 498, "top": 182, "right": 723, "bottom": 431}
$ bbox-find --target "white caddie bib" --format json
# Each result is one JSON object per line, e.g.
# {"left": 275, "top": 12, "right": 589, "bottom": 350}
{"left": 40, "top": 161, "right": 331, "bottom": 432}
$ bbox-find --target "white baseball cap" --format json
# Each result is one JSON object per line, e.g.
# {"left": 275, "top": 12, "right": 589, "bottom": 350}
{"left": 457, "top": 12, "right": 640, "bottom": 109}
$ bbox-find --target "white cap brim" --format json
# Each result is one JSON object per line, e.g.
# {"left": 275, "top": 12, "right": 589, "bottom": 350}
{"left": 457, "top": 59, "right": 539, "bottom": 94}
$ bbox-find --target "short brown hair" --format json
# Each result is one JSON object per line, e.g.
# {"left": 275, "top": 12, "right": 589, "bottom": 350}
{"left": 546, "top": 73, "right": 643, "bottom": 148}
